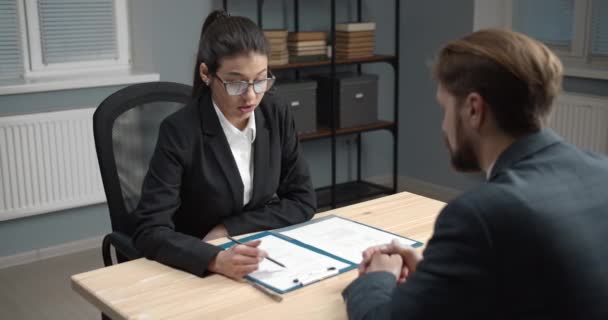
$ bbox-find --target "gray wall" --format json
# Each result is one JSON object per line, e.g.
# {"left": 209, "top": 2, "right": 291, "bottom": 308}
{"left": 397, "top": 0, "right": 482, "bottom": 191}
{"left": 0, "top": 0, "right": 214, "bottom": 257}
{"left": 0, "top": 86, "right": 123, "bottom": 257}
{"left": 0, "top": 0, "right": 388, "bottom": 257}
{"left": 563, "top": 77, "right": 608, "bottom": 96}
{"left": 396, "top": 0, "right": 608, "bottom": 193}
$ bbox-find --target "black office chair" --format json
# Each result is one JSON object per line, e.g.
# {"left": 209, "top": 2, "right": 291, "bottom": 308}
{"left": 93, "top": 81, "right": 192, "bottom": 266}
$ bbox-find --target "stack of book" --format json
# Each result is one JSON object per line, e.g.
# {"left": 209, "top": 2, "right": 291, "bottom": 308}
{"left": 287, "top": 31, "right": 327, "bottom": 63}
{"left": 334, "top": 22, "right": 375, "bottom": 59}
{"left": 264, "top": 29, "right": 289, "bottom": 66}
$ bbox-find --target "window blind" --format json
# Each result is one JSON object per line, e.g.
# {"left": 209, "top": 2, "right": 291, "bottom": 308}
{"left": 38, "top": 0, "right": 118, "bottom": 65}
{"left": 513, "top": 0, "right": 574, "bottom": 47}
{"left": 591, "top": 0, "right": 608, "bottom": 56}
{"left": 0, "top": 0, "right": 24, "bottom": 80}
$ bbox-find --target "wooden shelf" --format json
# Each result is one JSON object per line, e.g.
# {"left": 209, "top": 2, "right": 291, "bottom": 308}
{"left": 316, "top": 181, "right": 393, "bottom": 209}
{"left": 299, "top": 121, "right": 394, "bottom": 141}
{"left": 271, "top": 54, "right": 397, "bottom": 70}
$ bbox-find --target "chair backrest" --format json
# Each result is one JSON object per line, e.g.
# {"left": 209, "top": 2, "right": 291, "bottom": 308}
{"left": 94, "top": 81, "right": 192, "bottom": 236}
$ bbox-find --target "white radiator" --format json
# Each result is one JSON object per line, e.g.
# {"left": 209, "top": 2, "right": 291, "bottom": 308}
{"left": 0, "top": 108, "right": 105, "bottom": 221}
{"left": 550, "top": 93, "right": 608, "bottom": 155}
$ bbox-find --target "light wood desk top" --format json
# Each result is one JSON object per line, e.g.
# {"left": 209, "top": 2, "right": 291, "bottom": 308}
{"left": 71, "top": 192, "right": 445, "bottom": 320}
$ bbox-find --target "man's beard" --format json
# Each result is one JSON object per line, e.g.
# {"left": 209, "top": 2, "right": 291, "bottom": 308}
{"left": 444, "top": 120, "right": 481, "bottom": 172}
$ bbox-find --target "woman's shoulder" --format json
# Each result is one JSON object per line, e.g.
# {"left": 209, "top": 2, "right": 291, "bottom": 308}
{"left": 164, "top": 98, "right": 199, "bottom": 125}
{"left": 158, "top": 97, "right": 201, "bottom": 141}
{"left": 259, "top": 91, "right": 288, "bottom": 120}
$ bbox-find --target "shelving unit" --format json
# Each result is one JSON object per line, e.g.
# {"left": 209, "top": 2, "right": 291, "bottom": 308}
{"left": 223, "top": 0, "right": 400, "bottom": 209}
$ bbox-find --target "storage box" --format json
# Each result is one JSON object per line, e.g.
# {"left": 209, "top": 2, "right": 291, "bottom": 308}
{"left": 274, "top": 80, "right": 318, "bottom": 135}
{"left": 316, "top": 73, "right": 378, "bottom": 129}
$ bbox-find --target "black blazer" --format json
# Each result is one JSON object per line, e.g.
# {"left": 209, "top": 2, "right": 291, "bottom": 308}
{"left": 343, "top": 129, "right": 608, "bottom": 320}
{"left": 133, "top": 91, "right": 316, "bottom": 276}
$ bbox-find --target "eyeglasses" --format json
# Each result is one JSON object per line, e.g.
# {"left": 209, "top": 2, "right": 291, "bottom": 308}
{"left": 214, "top": 72, "right": 276, "bottom": 96}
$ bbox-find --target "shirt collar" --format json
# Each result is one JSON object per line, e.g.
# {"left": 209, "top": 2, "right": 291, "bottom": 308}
{"left": 486, "top": 160, "right": 495, "bottom": 180}
{"left": 212, "top": 99, "right": 256, "bottom": 143}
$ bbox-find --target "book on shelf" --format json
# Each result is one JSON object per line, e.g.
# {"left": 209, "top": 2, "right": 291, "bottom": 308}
{"left": 287, "top": 31, "right": 326, "bottom": 42}
{"left": 335, "top": 42, "right": 374, "bottom": 50}
{"left": 290, "top": 46, "right": 327, "bottom": 53}
{"left": 269, "top": 57, "right": 289, "bottom": 66}
{"left": 287, "top": 40, "right": 327, "bottom": 48}
{"left": 335, "top": 22, "right": 376, "bottom": 32}
{"left": 268, "top": 39, "right": 288, "bottom": 47}
{"left": 335, "top": 52, "right": 375, "bottom": 59}
{"left": 264, "top": 29, "right": 288, "bottom": 39}
{"left": 336, "top": 36, "right": 374, "bottom": 42}
{"left": 271, "top": 52, "right": 289, "bottom": 59}
{"left": 289, "top": 47, "right": 327, "bottom": 55}
{"left": 335, "top": 38, "right": 375, "bottom": 46}
{"left": 335, "top": 51, "right": 374, "bottom": 58}
{"left": 291, "top": 49, "right": 327, "bottom": 56}
{"left": 289, "top": 54, "right": 328, "bottom": 63}
{"left": 336, "top": 49, "right": 374, "bottom": 56}
{"left": 335, "top": 30, "right": 375, "bottom": 39}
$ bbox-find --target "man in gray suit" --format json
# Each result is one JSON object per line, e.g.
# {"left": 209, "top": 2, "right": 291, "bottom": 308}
{"left": 342, "top": 29, "right": 608, "bottom": 319}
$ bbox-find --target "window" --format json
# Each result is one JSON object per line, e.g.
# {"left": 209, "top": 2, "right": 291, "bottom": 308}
{"left": 474, "top": 0, "right": 608, "bottom": 80}
{"left": 0, "top": 0, "right": 24, "bottom": 80}
{"left": 1, "top": 0, "right": 130, "bottom": 81}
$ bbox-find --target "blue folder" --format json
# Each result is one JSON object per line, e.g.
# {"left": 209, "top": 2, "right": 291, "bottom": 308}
{"left": 220, "top": 215, "right": 423, "bottom": 294}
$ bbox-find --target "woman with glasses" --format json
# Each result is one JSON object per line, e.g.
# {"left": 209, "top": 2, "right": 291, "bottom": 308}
{"left": 132, "top": 10, "right": 316, "bottom": 280}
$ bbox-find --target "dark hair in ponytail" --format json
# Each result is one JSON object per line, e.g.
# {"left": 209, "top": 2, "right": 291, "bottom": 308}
{"left": 192, "top": 10, "right": 270, "bottom": 97}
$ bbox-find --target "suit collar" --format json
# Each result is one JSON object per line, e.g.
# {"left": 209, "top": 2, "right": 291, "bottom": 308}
{"left": 246, "top": 99, "right": 271, "bottom": 209}
{"left": 197, "top": 91, "right": 272, "bottom": 210}
{"left": 489, "top": 128, "right": 562, "bottom": 181}
{"left": 198, "top": 91, "right": 268, "bottom": 135}
{"left": 198, "top": 92, "right": 223, "bottom": 136}
{"left": 198, "top": 91, "right": 243, "bottom": 209}
{"left": 212, "top": 98, "right": 257, "bottom": 143}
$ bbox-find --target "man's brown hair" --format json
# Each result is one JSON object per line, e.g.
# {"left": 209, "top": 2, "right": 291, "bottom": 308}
{"left": 433, "top": 28, "right": 563, "bottom": 136}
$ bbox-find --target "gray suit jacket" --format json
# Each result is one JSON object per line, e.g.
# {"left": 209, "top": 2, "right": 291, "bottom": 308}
{"left": 343, "top": 129, "right": 608, "bottom": 320}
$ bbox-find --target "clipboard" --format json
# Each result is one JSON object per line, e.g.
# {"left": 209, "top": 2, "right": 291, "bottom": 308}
{"left": 220, "top": 215, "right": 423, "bottom": 294}
{"left": 220, "top": 231, "right": 357, "bottom": 294}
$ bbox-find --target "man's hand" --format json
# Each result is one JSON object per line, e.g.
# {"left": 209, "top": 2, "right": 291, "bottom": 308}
{"left": 208, "top": 239, "right": 268, "bottom": 279}
{"left": 359, "top": 239, "right": 423, "bottom": 283}
{"left": 202, "top": 224, "right": 229, "bottom": 242}
{"left": 366, "top": 252, "right": 403, "bottom": 281}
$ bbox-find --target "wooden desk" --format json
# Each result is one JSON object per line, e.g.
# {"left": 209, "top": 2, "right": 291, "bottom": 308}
{"left": 71, "top": 192, "right": 445, "bottom": 320}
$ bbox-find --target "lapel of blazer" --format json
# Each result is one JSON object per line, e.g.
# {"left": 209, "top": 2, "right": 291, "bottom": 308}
{"left": 198, "top": 92, "right": 244, "bottom": 210}
{"left": 489, "top": 128, "right": 562, "bottom": 181}
{"left": 247, "top": 101, "right": 272, "bottom": 208}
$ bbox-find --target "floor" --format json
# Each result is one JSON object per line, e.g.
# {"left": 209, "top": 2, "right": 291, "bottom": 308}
{"left": 0, "top": 248, "right": 103, "bottom": 320}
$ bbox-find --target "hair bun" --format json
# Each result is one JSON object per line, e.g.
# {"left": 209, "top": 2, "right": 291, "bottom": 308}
{"left": 202, "top": 10, "right": 230, "bottom": 34}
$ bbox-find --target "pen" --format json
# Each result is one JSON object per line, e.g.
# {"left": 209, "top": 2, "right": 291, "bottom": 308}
{"left": 227, "top": 236, "right": 286, "bottom": 268}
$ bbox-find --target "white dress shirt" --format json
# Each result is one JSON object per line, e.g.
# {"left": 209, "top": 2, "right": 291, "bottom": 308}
{"left": 213, "top": 100, "right": 256, "bottom": 206}
{"left": 486, "top": 160, "right": 495, "bottom": 180}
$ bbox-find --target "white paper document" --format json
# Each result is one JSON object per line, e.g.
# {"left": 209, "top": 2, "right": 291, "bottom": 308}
{"left": 281, "top": 216, "right": 417, "bottom": 264}
{"left": 247, "top": 234, "right": 350, "bottom": 292}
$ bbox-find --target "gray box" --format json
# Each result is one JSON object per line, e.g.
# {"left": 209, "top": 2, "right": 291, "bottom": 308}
{"left": 316, "top": 73, "right": 378, "bottom": 129}
{"left": 274, "top": 80, "right": 318, "bottom": 135}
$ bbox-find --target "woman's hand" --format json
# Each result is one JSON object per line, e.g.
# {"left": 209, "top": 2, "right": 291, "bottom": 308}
{"left": 207, "top": 239, "right": 268, "bottom": 279}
